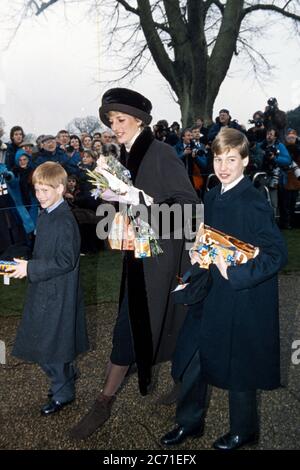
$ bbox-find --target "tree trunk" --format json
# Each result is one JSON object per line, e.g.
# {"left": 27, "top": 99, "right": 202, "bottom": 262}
{"left": 178, "top": 85, "right": 211, "bottom": 128}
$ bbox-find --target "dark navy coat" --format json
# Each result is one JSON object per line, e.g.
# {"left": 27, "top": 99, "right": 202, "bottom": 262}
{"left": 118, "top": 127, "right": 199, "bottom": 394}
{"left": 172, "top": 177, "right": 287, "bottom": 391}
{"left": 12, "top": 201, "right": 89, "bottom": 363}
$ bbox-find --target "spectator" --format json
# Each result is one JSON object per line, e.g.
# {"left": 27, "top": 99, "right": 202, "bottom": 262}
{"left": 5, "top": 126, "right": 24, "bottom": 170}
{"left": 208, "top": 109, "right": 244, "bottom": 143}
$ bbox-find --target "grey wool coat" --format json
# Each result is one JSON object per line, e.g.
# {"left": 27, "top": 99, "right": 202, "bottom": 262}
{"left": 12, "top": 201, "right": 89, "bottom": 363}
{"left": 118, "top": 127, "right": 200, "bottom": 395}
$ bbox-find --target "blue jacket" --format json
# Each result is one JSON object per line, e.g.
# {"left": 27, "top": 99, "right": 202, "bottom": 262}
{"left": 208, "top": 120, "right": 245, "bottom": 143}
{"left": 33, "top": 146, "right": 69, "bottom": 169}
{"left": 255, "top": 140, "right": 291, "bottom": 186}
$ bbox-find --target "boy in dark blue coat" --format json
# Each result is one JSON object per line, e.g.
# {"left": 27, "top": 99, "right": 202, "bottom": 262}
{"left": 161, "top": 128, "right": 288, "bottom": 450}
{"left": 9, "top": 162, "right": 89, "bottom": 416}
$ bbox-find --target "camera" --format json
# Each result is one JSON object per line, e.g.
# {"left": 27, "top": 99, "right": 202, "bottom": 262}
{"left": 249, "top": 119, "right": 264, "bottom": 128}
{"left": 65, "top": 144, "right": 74, "bottom": 153}
{"left": 0, "top": 169, "right": 14, "bottom": 183}
{"left": 193, "top": 147, "right": 208, "bottom": 157}
{"left": 268, "top": 166, "right": 281, "bottom": 189}
{"left": 156, "top": 124, "right": 169, "bottom": 135}
{"left": 0, "top": 168, "right": 14, "bottom": 196}
{"left": 267, "top": 97, "right": 278, "bottom": 109}
{"left": 170, "top": 121, "right": 180, "bottom": 133}
{"left": 265, "top": 144, "right": 280, "bottom": 160}
{"left": 264, "top": 98, "right": 278, "bottom": 119}
{"left": 291, "top": 161, "right": 300, "bottom": 180}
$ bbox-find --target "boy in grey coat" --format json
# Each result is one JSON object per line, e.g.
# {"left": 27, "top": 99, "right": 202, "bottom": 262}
{"left": 9, "top": 162, "right": 89, "bottom": 415}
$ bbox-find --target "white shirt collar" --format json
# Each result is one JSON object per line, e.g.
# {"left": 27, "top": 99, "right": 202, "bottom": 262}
{"left": 221, "top": 174, "right": 244, "bottom": 194}
{"left": 46, "top": 198, "right": 64, "bottom": 213}
{"left": 125, "top": 129, "right": 142, "bottom": 152}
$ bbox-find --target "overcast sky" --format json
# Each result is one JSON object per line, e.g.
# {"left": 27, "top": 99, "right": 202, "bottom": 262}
{"left": 0, "top": 1, "right": 300, "bottom": 138}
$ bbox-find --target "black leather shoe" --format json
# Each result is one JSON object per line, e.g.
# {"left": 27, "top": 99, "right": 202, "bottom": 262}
{"left": 161, "top": 425, "right": 204, "bottom": 446}
{"left": 213, "top": 432, "right": 259, "bottom": 450}
{"left": 41, "top": 399, "right": 74, "bottom": 416}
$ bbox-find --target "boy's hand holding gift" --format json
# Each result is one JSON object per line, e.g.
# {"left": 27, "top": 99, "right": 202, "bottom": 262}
{"left": 189, "top": 223, "right": 259, "bottom": 272}
{"left": 215, "top": 253, "right": 229, "bottom": 280}
{"left": 5, "top": 258, "right": 28, "bottom": 279}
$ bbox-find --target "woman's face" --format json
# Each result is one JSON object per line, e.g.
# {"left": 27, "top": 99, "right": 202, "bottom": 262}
{"left": 108, "top": 111, "right": 142, "bottom": 145}
{"left": 82, "top": 136, "right": 92, "bottom": 148}
{"left": 70, "top": 137, "right": 80, "bottom": 150}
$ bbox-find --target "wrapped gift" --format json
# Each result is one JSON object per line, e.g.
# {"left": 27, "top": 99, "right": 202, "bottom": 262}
{"left": 190, "top": 223, "right": 259, "bottom": 269}
{"left": 108, "top": 212, "right": 135, "bottom": 251}
{"left": 0, "top": 260, "right": 17, "bottom": 275}
{"left": 134, "top": 238, "right": 151, "bottom": 258}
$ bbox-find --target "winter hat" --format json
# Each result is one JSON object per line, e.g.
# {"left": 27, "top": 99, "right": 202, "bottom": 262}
{"left": 15, "top": 149, "right": 30, "bottom": 166}
{"left": 40, "top": 135, "right": 56, "bottom": 143}
{"left": 286, "top": 128, "right": 298, "bottom": 137}
{"left": 20, "top": 140, "right": 35, "bottom": 148}
{"left": 99, "top": 88, "right": 152, "bottom": 127}
{"left": 219, "top": 109, "right": 230, "bottom": 115}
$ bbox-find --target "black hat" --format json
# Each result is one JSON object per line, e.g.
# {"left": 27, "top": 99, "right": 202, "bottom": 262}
{"left": 219, "top": 108, "right": 230, "bottom": 115}
{"left": 99, "top": 88, "right": 152, "bottom": 127}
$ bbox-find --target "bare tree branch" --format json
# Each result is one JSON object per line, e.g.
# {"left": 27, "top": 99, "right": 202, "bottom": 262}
{"left": 243, "top": 3, "right": 300, "bottom": 22}
{"left": 4, "top": 0, "right": 300, "bottom": 125}
{"left": 33, "top": 0, "right": 60, "bottom": 15}
{"left": 116, "top": 0, "right": 138, "bottom": 16}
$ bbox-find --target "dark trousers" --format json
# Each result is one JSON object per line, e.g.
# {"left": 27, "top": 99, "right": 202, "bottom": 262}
{"left": 176, "top": 350, "right": 259, "bottom": 437}
{"left": 40, "top": 362, "right": 76, "bottom": 402}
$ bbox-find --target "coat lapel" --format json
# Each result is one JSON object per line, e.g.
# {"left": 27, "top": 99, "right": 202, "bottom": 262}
{"left": 120, "top": 127, "right": 154, "bottom": 184}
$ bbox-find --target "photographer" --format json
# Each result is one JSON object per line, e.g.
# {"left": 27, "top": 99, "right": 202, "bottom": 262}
{"left": 208, "top": 109, "right": 245, "bottom": 143}
{"left": 263, "top": 98, "right": 287, "bottom": 142}
{"left": 254, "top": 128, "right": 291, "bottom": 219}
{"left": 282, "top": 129, "right": 300, "bottom": 228}
{"left": 194, "top": 117, "right": 209, "bottom": 145}
{"left": 0, "top": 162, "right": 34, "bottom": 255}
{"left": 154, "top": 119, "right": 179, "bottom": 146}
{"left": 247, "top": 111, "right": 266, "bottom": 145}
{"left": 174, "top": 128, "right": 208, "bottom": 197}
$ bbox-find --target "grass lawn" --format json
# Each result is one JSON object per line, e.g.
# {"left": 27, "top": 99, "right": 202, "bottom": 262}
{"left": 281, "top": 228, "right": 300, "bottom": 273}
{"left": 0, "top": 250, "right": 122, "bottom": 316}
{"left": 0, "top": 229, "right": 299, "bottom": 316}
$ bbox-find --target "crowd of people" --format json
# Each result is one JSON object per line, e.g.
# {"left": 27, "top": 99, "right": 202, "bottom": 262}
{"left": 1, "top": 96, "right": 299, "bottom": 262}
{"left": 3, "top": 88, "right": 295, "bottom": 450}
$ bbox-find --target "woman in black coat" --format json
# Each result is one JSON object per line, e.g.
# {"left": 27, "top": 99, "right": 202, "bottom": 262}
{"left": 70, "top": 88, "right": 199, "bottom": 439}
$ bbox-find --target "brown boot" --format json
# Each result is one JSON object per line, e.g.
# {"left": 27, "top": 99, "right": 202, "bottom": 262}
{"left": 69, "top": 393, "right": 116, "bottom": 440}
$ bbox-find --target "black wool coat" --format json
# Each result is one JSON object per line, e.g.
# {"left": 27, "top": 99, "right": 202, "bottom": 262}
{"left": 12, "top": 201, "right": 89, "bottom": 363}
{"left": 118, "top": 127, "right": 200, "bottom": 395}
{"left": 172, "top": 177, "right": 287, "bottom": 391}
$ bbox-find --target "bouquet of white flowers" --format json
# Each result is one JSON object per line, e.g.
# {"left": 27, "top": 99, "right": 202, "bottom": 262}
{"left": 87, "top": 153, "right": 163, "bottom": 258}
